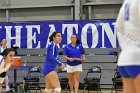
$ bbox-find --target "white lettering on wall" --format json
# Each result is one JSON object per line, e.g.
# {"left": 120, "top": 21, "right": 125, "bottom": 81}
{"left": 46, "top": 24, "right": 56, "bottom": 48}
{"left": 62, "top": 24, "right": 78, "bottom": 44}
{"left": 101, "top": 23, "right": 117, "bottom": 48}
{"left": 81, "top": 23, "right": 99, "bottom": 48}
{"left": 5, "top": 26, "right": 22, "bottom": 48}
{"left": 26, "top": 25, "right": 41, "bottom": 48}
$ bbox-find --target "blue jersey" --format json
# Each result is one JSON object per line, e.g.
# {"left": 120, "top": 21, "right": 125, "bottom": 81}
{"left": 116, "top": 0, "right": 140, "bottom": 66}
{"left": 63, "top": 43, "right": 85, "bottom": 66}
{"left": 0, "top": 46, "right": 2, "bottom": 53}
{"left": 0, "top": 57, "right": 4, "bottom": 65}
{"left": 43, "top": 42, "right": 62, "bottom": 75}
{"left": 0, "top": 55, "right": 4, "bottom": 70}
{"left": 0, "top": 46, "right": 3, "bottom": 65}
{"left": 0, "top": 46, "right": 7, "bottom": 53}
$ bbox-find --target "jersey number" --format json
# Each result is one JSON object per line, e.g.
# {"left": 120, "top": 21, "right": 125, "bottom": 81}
{"left": 125, "top": 3, "right": 130, "bottom": 21}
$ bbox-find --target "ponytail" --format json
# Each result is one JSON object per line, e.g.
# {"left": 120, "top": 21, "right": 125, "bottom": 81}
{"left": 49, "top": 31, "right": 61, "bottom": 42}
{"left": 76, "top": 38, "right": 81, "bottom": 44}
{"left": 0, "top": 48, "right": 15, "bottom": 57}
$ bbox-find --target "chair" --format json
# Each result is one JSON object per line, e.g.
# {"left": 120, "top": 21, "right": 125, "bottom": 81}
{"left": 24, "top": 66, "right": 42, "bottom": 93}
{"left": 108, "top": 51, "right": 118, "bottom": 56}
{"left": 57, "top": 68, "right": 69, "bottom": 93}
{"left": 111, "top": 71, "right": 122, "bottom": 93}
{"left": 83, "top": 66, "right": 102, "bottom": 93}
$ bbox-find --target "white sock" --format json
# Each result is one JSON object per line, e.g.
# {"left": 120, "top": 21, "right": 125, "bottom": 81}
{"left": 71, "top": 91, "right": 74, "bottom": 93}
{"left": 45, "top": 88, "right": 53, "bottom": 93}
{"left": 6, "top": 86, "right": 10, "bottom": 91}
{"left": 5, "top": 76, "right": 10, "bottom": 91}
{"left": 0, "top": 84, "right": 2, "bottom": 92}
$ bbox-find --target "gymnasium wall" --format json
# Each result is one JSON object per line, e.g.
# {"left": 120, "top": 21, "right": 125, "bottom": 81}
{"left": 0, "top": 0, "right": 123, "bottom": 88}
{"left": 0, "top": 0, "right": 123, "bottom": 22}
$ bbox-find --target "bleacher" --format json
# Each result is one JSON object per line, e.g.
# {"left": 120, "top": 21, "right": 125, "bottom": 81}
{"left": 8, "top": 48, "right": 120, "bottom": 88}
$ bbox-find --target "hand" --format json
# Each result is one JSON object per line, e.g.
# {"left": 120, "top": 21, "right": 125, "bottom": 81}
{"left": 61, "top": 63, "right": 65, "bottom": 69}
{"left": 81, "top": 59, "right": 85, "bottom": 62}
{"left": 73, "top": 58, "right": 85, "bottom": 62}
{"left": 73, "top": 58, "right": 81, "bottom": 61}
{"left": 68, "top": 58, "right": 74, "bottom": 61}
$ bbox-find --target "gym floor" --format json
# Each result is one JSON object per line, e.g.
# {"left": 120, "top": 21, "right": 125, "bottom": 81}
{"left": 1, "top": 88, "right": 122, "bottom": 93}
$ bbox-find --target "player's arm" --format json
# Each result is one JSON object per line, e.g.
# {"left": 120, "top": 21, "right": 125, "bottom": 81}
{"left": 0, "top": 63, "right": 11, "bottom": 73}
{"left": 116, "top": 5, "right": 125, "bottom": 48}
{"left": 48, "top": 45, "right": 62, "bottom": 66}
{"left": 63, "top": 46, "right": 74, "bottom": 61}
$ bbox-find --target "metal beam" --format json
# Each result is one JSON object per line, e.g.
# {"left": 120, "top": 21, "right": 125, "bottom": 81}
{"left": 71, "top": 7, "right": 74, "bottom": 20}
{"left": 74, "top": 0, "right": 81, "bottom": 20}
{"left": 6, "top": 10, "right": 10, "bottom": 22}
{"left": 83, "top": 2, "right": 122, "bottom": 6}
{"left": 88, "top": 6, "right": 92, "bottom": 20}
{"left": 0, "top": 4, "right": 74, "bottom": 10}
{"left": 6, "top": 0, "right": 10, "bottom": 22}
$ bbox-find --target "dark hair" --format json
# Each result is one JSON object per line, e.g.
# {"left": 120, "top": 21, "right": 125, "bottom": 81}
{"left": 0, "top": 48, "right": 15, "bottom": 57}
{"left": 49, "top": 31, "right": 61, "bottom": 42}
{"left": 71, "top": 35, "right": 81, "bottom": 44}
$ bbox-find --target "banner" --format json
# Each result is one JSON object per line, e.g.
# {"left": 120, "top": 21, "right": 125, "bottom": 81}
{"left": 0, "top": 20, "right": 118, "bottom": 48}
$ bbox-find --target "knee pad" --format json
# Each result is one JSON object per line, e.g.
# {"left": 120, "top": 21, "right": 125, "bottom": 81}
{"left": 45, "top": 88, "right": 53, "bottom": 93}
{"left": 5, "top": 76, "right": 8, "bottom": 79}
{"left": 0, "top": 84, "right": 2, "bottom": 92}
{"left": 54, "top": 88, "right": 61, "bottom": 93}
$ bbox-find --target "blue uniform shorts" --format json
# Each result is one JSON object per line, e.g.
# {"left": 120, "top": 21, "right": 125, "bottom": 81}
{"left": 42, "top": 66, "right": 54, "bottom": 76}
{"left": 117, "top": 66, "right": 140, "bottom": 78}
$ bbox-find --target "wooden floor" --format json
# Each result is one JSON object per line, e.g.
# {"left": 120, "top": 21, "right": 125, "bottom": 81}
{"left": 61, "top": 90, "right": 122, "bottom": 93}
{"left": 1, "top": 88, "right": 122, "bottom": 93}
